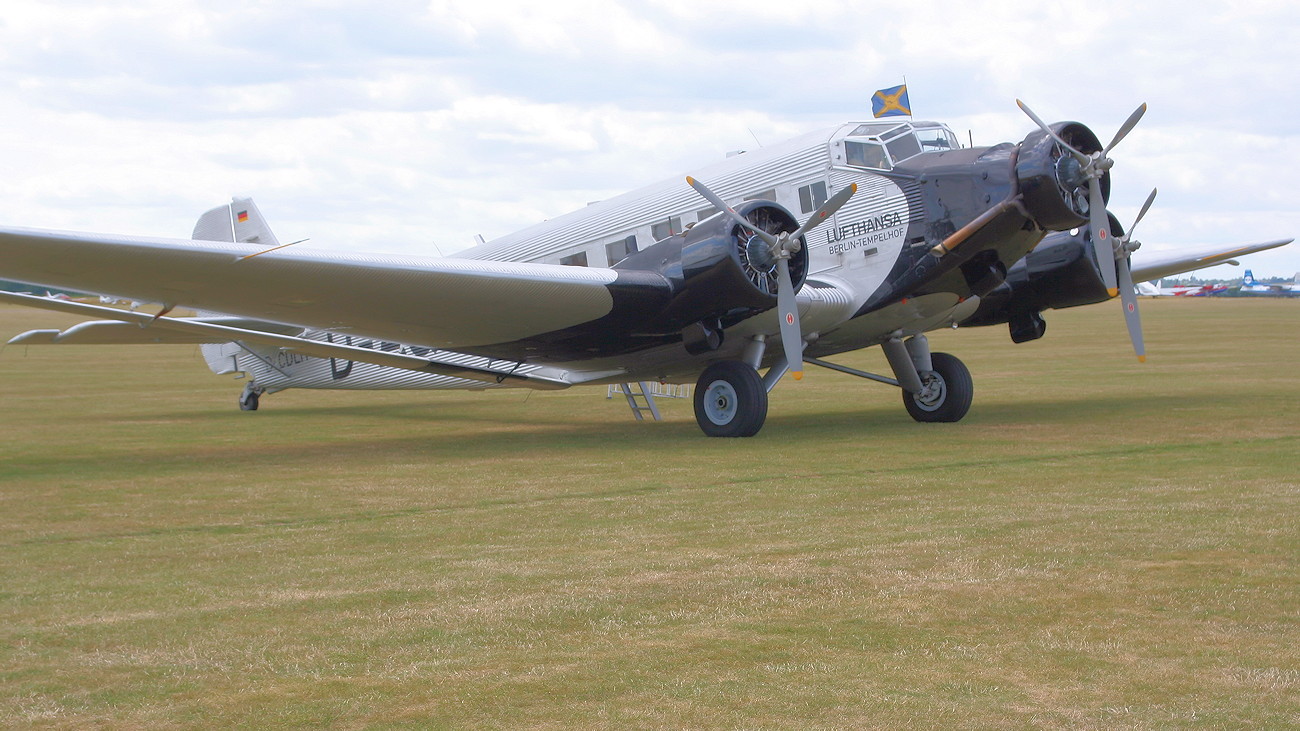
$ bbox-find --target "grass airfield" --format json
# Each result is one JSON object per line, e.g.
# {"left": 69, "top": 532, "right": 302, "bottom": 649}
{"left": 0, "top": 298, "right": 1296, "bottom": 728}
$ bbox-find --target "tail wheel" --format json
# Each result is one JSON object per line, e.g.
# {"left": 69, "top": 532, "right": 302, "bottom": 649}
{"left": 239, "top": 384, "right": 263, "bottom": 411}
{"left": 902, "top": 352, "right": 972, "bottom": 423}
{"left": 694, "top": 361, "right": 768, "bottom": 437}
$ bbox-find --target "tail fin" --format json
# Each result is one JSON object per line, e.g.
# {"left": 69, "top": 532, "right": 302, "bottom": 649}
{"left": 192, "top": 197, "right": 280, "bottom": 246}
{"left": 1243, "top": 269, "right": 1256, "bottom": 286}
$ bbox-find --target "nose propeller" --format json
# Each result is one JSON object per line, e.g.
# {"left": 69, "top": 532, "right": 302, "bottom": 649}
{"left": 686, "top": 176, "right": 856, "bottom": 380}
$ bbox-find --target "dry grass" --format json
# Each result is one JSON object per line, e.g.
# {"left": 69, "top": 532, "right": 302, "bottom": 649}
{"left": 0, "top": 298, "right": 1297, "bottom": 728}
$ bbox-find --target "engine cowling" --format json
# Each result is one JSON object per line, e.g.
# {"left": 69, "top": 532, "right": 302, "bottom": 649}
{"left": 617, "top": 200, "right": 808, "bottom": 337}
{"left": 962, "top": 214, "right": 1126, "bottom": 341}
{"left": 1016, "top": 121, "right": 1108, "bottom": 232}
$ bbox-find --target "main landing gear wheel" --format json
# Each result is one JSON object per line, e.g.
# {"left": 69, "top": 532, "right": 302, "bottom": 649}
{"left": 902, "top": 352, "right": 973, "bottom": 423}
{"left": 694, "top": 361, "right": 768, "bottom": 437}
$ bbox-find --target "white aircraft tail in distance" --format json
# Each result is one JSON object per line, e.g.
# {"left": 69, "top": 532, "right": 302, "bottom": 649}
{"left": 1237, "top": 268, "right": 1300, "bottom": 295}
{"left": 1, "top": 102, "right": 1293, "bottom": 436}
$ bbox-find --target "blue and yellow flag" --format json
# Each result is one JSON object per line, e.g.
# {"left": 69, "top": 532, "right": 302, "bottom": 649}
{"left": 871, "top": 84, "right": 911, "bottom": 118}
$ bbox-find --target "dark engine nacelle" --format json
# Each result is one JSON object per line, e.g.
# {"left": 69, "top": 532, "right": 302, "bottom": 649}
{"left": 616, "top": 201, "right": 807, "bottom": 342}
{"left": 1016, "top": 121, "right": 1107, "bottom": 232}
{"left": 962, "top": 216, "right": 1123, "bottom": 342}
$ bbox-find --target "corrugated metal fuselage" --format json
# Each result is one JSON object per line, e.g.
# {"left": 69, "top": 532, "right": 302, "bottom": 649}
{"left": 231, "top": 121, "right": 1035, "bottom": 389}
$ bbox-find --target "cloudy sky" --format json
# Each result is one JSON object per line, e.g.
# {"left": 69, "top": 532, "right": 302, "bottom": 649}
{"left": 1, "top": 0, "right": 1296, "bottom": 276}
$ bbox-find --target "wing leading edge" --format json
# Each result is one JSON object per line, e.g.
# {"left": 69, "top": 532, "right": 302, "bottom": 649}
{"left": 1129, "top": 239, "right": 1294, "bottom": 283}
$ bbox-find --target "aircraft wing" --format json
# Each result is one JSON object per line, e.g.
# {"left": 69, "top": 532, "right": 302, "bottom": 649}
{"left": 0, "top": 225, "right": 667, "bottom": 355}
{"left": 0, "top": 290, "right": 575, "bottom": 388}
{"left": 1129, "top": 238, "right": 1293, "bottom": 283}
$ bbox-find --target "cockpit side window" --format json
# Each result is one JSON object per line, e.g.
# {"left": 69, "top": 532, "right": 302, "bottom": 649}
{"left": 915, "top": 126, "right": 958, "bottom": 151}
{"left": 885, "top": 134, "right": 922, "bottom": 163}
{"left": 845, "top": 140, "right": 890, "bottom": 170}
{"left": 841, "top": 122, "right": 960, "bottom": 171}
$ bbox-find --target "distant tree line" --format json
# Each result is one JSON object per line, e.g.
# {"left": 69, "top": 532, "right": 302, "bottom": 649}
{"left": 0, "top": 280, "right": 85, "bottom": 297}
{"left": 1163, "top": 274, "right": 1294, "bottom": 286}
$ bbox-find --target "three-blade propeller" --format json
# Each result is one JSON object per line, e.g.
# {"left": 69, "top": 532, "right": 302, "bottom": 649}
{"left": 686, "top": 176, "right": 857, "bottom": 380}
{"left": 1016, "top": 100, "right": 1145, "bottom": 298}
{"left": 1017, "top": 100, "right": 1152, "bottom": 362}
{"left": 1115, "top": 187, "right": 1157, "bottom": 362}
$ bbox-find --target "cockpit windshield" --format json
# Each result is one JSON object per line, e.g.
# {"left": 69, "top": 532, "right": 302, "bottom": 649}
{"left": 841, "top": 121, "right": 959, "bottom": 171}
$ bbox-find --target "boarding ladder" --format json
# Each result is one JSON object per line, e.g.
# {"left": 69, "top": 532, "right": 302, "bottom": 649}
{"left": 614, "top": 382, "right": 662, "bottom": 421}
{"left": 607, "top": 382, "right": 693, "bottom": 421}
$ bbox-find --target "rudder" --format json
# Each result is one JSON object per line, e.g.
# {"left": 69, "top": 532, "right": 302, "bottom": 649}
{"left": 192, "top": 197, "right": 280, "bottom": 246}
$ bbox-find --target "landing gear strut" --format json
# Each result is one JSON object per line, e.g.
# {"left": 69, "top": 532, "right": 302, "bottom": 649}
{"left": 806, "top": 336, "right": 974, "bottom": 425}
{"left": 694, "top": 361, "right": 768, "bottom": 437}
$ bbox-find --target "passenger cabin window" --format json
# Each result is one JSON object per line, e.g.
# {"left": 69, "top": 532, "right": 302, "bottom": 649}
{"left": 745, "top": 189, "right": 777, "bottom": 202}
{"left": 605, "top": 235, "right": 637, "bottom": 265}
{"left": 560, "top": 251, "right": 588, "bottom": 267}
{"left": 651, "top": 217, "right": 682, "bottom": 242}
{"left": 798, "top": 181, "right": 828, "bottom": 214}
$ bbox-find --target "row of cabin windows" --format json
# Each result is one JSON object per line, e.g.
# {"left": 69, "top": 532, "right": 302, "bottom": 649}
{"left": 558, "top": 182, "right": 829, "bottom": 267}
{"left": 646, "top": 189, "right": 781, "bottom": 242}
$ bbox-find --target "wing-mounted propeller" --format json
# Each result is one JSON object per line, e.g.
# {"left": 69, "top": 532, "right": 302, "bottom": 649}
{"left": 1017, "top": 100, "right": 1146, "bottom": 298}
{"left": 686, "top": 176, "right": 856, "bottom": 380}
{"left": 1113, "top": 187, "right": 1157, "bottom": 362}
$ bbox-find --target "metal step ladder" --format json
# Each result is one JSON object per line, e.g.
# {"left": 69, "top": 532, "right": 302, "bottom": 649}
{"left": 612, "top": 382, "right": 662, "bottom": 422}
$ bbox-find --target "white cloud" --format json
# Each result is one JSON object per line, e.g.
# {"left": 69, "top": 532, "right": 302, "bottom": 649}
{"left": 0, "top": 0, "right": 1295, "bottom": 275}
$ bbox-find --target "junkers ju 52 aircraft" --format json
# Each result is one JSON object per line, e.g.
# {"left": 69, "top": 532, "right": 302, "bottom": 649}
{"left": 0, "top": 101, "right": 1291, "bottom": 436}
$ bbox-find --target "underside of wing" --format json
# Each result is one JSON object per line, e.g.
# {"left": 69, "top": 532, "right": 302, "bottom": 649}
{"left": 7, "top": 317, "right": 304, "bottom": 345}
{"left": 0, "top": 226, "right": 667, "bottom": 357}
{"left": 0, "top": 291, "right": 576, "bottom": 389}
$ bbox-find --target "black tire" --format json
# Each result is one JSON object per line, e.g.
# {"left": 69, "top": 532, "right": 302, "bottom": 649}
{"left": 694, "top": 361, "right": 768, "bottom": 437}
{"left": 239, "top": 391, "right": 260, "bottom": 411}
{"left": 902, "top": 351, "right": 972, "bottom": 423}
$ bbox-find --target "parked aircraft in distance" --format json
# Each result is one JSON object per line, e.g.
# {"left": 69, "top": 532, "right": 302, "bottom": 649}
{"left": 1, "top": 100, "right": 1293, "bottom": 436}
{"left": 1238, "top": 269, "right": 1300, "bottom": 296}
{"left": 1139, "top": 281, "right": 1230, "bottom": 297}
